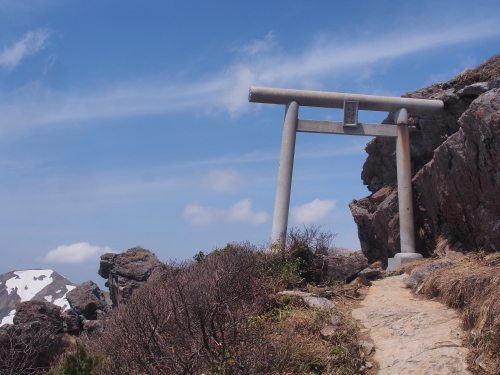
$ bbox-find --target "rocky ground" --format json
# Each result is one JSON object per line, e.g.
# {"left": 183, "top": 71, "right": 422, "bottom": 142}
{"left": 351, "top": 274, "right": 470, "bottom": 374}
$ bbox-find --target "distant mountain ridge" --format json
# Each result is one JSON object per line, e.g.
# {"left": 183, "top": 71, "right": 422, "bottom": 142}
{"left": 0, "top": 269, "right": 77, "bottom": 326}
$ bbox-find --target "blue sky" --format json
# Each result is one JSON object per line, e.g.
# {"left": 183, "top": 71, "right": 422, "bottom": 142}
{"left": 1, "top": 0, "right": 499, "bottom": 287}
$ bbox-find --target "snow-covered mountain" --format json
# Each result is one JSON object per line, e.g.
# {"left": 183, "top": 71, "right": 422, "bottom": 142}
{"left": 0, "top": 269, "right": 77, "bottom": 326}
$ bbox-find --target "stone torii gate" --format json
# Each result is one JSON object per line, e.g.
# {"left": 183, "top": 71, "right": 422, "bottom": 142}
{"left": 249, "top": 86, "right": 443, "bottom": 268}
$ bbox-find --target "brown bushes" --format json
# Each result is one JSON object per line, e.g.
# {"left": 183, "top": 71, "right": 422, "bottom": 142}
{"left": 0, "top": 322, "right": 64, "bottom": 375}
{"left": 88, "top": 243, "right": 270, "bottom": 374}
{"left": 86, "top": 239, "right": 362, "bottom": 374}
{"left": 404, "top": 252, "right": 500, "bottom": 374}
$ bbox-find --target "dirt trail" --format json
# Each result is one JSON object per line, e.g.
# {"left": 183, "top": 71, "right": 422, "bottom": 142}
{"left": 351, "top": 274, "right": 470, "bottom": 374}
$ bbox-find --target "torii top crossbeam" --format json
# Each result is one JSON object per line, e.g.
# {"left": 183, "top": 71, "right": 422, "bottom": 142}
{"left": 249, "top": 86, "right": 444, "bottom": 269}
{"left": 249, "top": 86, "right": 443, "bottom": 113}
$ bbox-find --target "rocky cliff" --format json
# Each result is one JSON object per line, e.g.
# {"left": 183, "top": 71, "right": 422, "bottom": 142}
{"left": 349, "top": 55, "right": 500, "bottom": 263}
{"left": 98, "top": 246, "right": 165, "bottom": 307}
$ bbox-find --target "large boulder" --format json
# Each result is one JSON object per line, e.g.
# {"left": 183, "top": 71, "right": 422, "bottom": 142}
{"left": 67, "top": 280, "right": 109, "bottom": 320}
{"left": 349, "top": 55, "right": 500, "bottom": 263}
{"left": 13, "top": 300, "right": 63, "bottom": 332}
{"left": 98, "top": 247, "right": 164, "bottom": 307}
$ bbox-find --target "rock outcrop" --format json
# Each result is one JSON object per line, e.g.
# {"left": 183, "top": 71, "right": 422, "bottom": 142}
{"left": 13, "top": 300, "right": 63, "bottom": 332}
{"left": 350, "top": 55, "right": 500, "bottom": 262}
{"left": 98, "top": 246, "right": 164, "bottom": 307}
{"left": 67, "top": 280, "right": 109, "bottom": 320}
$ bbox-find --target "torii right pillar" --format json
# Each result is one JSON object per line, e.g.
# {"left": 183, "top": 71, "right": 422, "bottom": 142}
{"left": 387, "top": 108, "right": 423, "bottom": 271}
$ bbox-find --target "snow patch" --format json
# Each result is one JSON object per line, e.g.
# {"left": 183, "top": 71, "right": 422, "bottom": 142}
{"left": 53, "top": 285, "right": 77, "bottom": 311}
{"left": 44, "top": 295, "right": 53, "bottom": 302}
{"left": 1, "top": 309, "right": 16, "bottom": 326}
{"left": 5, "top": 270, "right": 54, "bottom": 302}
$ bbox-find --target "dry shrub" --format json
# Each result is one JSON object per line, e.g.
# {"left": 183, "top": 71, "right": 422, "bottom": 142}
{"left": 0, "top": 322, "right": 64, "bottom": 375}
{"left": 88, "top": 243, "right": 272, "bottom": 374}
{"left": 406, "top": 252, "right": 500, "bottom": 374}
{"left": 88, "top": 243, "right": 353, "bottom": 374}
{"left": 448, "top": 54, "right": 500, "bottom": 90}
{"left": 87, "top": 241, "right": 363, "bottom": 374}
{"left": 258, "top": 300, "right": 362, "bottom": 375}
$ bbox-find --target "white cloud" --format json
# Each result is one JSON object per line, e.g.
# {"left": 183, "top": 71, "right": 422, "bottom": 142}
{"left": 226, "top": 199, "right": 269, "bottom": 224}
{"left": 201, "top": 168, "right": 244, "bottom": 192}
{"left": 182, "top": 204, "right": 224, "bottom": 226}
{"left": 38, "top": 242, "right": 114, "bottom": 264}
{"left": 183, "top": 199, "right": 269, "bottom": 226}
{"left": 236, "top": 32, "right": 277, "bottom": 56}
{"left": 0, "top": 28, "right": 50, "bottom": 70}
{"left": 291, "top": 199, "right": 337, "bottom": 225}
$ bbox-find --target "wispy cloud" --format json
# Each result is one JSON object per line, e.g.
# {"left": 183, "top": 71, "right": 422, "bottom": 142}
{"left": 199, "top": 168, "right": 245, "bottom": 192}
{"left": 182, "top": 204, "right": 224, "bottom": 226}
{"left": 0, "top": 28, "right": 50, "bottom": 70}
{"left": 38, "top": 242, "right": 114, "bottom": 264}
{"left": 291, "top": 199, "right": 337, "bottom": 225}
{"left": 1, "top": 20, "right": 499, "bottom": 132}
{"left": 235, "top": 32, "right": 277, "bottom": 56}
{"left": 183, "top": 199, "right": 269, "bottom": 226}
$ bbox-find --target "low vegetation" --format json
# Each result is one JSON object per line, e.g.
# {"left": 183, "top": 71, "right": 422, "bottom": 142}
{"left": 447, "top": 54, "right": 500, "bottom": 90}
{"left": 81, "top": 229, "right": 363, "bottom": 375}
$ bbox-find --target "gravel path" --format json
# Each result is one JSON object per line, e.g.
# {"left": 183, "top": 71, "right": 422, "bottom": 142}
{"left": 351, "top": 274, "right": 470, "bottom": 374}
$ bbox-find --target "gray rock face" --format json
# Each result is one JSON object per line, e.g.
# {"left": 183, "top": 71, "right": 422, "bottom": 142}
{"left": 350, "top": 73, "right": 500, "bottom": 262}
{"left": 414, "top": 88, "right": 500, "bottom": 253}
{"left": 278, "top": 290, "right": 334, "bottom": 309}
{"left": 313, "top": 251, "right": 369, "bottom": 282}
{"left": 67, "top": 280, "right": 109, "bottom": 320}
{"left": 303, "top": 296, "right": 335, "bottom": 309}
{"left": 99, "top": 247, "right": 164, "bottom": 307}
{"left": 405, "top": 261, "right": 455, "bottom": 289}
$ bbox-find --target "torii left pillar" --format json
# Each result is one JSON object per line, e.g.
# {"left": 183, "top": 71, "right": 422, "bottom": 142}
{"left": 271, "top": 101, "right": 299, "bottom": 247}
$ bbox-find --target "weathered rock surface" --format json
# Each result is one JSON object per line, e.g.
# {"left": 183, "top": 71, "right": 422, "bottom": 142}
{"left": 303, "top": 296, "right": 335, "bottom": 309}
{"left": 350, "top": 62, "right": 500, "bottom": 262}
{"left": 405, "top": 261, "right": 454, "bottom": 289}
{"left": 414, "top": 88, "right": 500, "bottom": 254}
{"left": 352, "top": 274, "right": 470, "bottom": 374}
{"left": 67, "top": 280, "right": 109, "bottom": 320}
{"left": 312, "top": 251, "right": 369, "bottom": 282}
{"left": 278, "top": 290, "right": 334, "bottom": 308}
{"left": 13, "top": 300, "right": 63, "bottom": 332}
{"left": 99, "top": 246, "right": 164, "bottom": 307}
{"left": 61, "top": 309, "right": 82, "bottom": 334}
